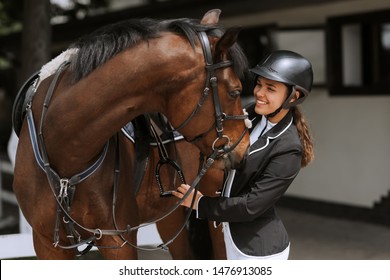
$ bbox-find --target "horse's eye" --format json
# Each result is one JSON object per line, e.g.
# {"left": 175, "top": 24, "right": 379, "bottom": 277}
{"left": 229, "top": 90, "right": 241, "bottom": 98}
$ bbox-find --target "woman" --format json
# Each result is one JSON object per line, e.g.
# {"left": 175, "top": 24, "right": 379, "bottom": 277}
{"left": 173, "top": 50, "right": 315, "bottom": 260}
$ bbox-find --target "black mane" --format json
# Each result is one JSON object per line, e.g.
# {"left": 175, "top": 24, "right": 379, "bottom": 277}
{"left": 69, "top": 17, "right": 248, "bottom": 83}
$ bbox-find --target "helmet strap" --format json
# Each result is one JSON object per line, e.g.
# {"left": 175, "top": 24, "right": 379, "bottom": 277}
{"left": 266, "top": 86, "right": 295, "bottom": 119}
{"left": 266, "top": 106, "right": 283, "bottom": 119}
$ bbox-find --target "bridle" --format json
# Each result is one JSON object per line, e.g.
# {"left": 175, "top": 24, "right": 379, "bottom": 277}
{"left": 25, "top": 30, "right": 249, "bottom": 254}
{"left": 154, "top": 30, "right": 250, "bottom": 196}
{"left": 166, "top": 31, "right": 249, "bottom": 158}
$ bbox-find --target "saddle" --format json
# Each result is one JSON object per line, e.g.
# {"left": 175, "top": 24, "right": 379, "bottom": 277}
{"left": 121, "top": 113, "right": 183, "bottom": 145}
{"left": 12, "top": 71, "right": 40, "bottom": 137}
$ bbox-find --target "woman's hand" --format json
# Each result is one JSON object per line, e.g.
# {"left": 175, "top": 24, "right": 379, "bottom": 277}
{"left": 172, "top": 184, "right": 203, "bottom": 210}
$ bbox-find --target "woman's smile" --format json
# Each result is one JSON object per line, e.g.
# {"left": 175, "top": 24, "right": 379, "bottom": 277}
{"left": 256, "top": 99, "right": 268, "bottom": 105}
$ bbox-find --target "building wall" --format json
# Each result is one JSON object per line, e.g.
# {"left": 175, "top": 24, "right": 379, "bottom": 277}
{"left": 223, "top": 0, "right": 390, "bottom": 28}
{"left": 224, "top": 0, "right": 390, "bottom": 208}
{"left": 289, "top": 89, "right": 390, "bottom": 208}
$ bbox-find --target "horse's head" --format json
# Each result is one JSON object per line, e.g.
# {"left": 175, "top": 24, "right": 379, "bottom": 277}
{"left": 163, "top": 10, "right": 250, "bottom": 170}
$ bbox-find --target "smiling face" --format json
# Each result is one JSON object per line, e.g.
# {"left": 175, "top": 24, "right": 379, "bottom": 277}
{"left": 253, "top": 76, "right": 295, "bottom": 123}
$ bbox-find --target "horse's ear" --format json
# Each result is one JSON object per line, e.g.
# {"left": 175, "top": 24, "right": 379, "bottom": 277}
{"left": 215, "top": 27, "right": 241, "bottom": 55}
{"left": 200, "top": 9, "right": 221, "bottom": 25}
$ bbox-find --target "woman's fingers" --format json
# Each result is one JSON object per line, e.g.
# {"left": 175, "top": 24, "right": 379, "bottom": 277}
{"left": 172, "top": 184, "right": 194, "bottom": 208}
{"left": 173, "top": 184, "right": 204, "bottom": 210}
{"left": 177, "top": 184, "right": 190, "bottom": 193}
{"left": 171, "top": 190, "right": 182, "bottom": 198}
{"left": 172, "top": 184, "right": 189, "bottom": 197}
{"left": 173, "top": 184, "right": 188, "bottom": 196}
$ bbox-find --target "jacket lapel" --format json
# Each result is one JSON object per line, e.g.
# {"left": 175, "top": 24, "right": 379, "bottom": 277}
{"left": 249, "top": 110, "right": 294, "bottom": 155}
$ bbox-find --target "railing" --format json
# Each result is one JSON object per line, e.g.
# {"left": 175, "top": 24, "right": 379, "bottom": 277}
{"left": 0, "top": 157, "right": 35, "bottom": 259}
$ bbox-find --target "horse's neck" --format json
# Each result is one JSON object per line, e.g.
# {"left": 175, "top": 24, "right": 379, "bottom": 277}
{"left": 42, "top": 37, "right": 201, "bottom": 173}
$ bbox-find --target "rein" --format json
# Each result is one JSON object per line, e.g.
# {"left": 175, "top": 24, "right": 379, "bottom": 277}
{"left": 110, "top": 138, "right": 217, "bottom": 252}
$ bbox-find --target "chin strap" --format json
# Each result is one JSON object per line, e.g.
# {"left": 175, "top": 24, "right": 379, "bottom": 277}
{"left": 266, "top": 86, "right": 297, "bottom": 119}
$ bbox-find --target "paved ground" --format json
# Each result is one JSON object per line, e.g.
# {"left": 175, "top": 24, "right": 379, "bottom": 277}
{"left": 1, "top": 205, "right": 390, "bottom": 260}
{"left": 280, "top": 207, "right": 390, "bottom": 260}
{"left": 133, "top": 207, "right": 390, "bottom": 260}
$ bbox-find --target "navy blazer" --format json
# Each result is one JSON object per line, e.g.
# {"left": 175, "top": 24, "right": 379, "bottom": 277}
{"left": 198, "top": 103, "right": 302, "bottom": 256}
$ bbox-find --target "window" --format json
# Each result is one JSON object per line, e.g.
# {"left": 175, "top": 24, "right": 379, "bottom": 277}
{"left": 327, "top": 9, "right": 390, "bottom": 95}
{"left": 273, "top": 28, "right": 326, "bottom": 86}
{"left": 238, "top": 25, "right": 326, "bottom": 96}
{"left": 238, "top": 25, "right": 275, "bottom": 96}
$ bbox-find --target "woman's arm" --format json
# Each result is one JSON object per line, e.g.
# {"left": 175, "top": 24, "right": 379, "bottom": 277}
{"left": 198, "top": 150, "right": 302, "bottom": 223}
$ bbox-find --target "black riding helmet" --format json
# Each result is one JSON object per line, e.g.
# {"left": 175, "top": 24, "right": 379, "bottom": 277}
{"left": 250, "top": 50, "right": 313, "bottom": 117}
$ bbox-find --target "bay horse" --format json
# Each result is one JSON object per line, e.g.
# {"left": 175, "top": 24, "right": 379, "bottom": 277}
{"left": 12, "top": 9, "right": 250, "bottom": 259}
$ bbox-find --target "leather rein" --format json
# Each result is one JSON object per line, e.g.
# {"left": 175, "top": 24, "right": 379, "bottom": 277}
{"left": 25, "top": 31, "right": 249, "bottom": 254}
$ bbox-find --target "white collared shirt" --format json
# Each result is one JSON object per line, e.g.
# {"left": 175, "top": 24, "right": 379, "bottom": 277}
{"left": 249, "top": 116, "right": 276, "bottom": 145}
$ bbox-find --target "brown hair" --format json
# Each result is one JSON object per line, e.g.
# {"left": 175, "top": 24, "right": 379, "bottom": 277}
{"left": 291, "top": 106, "right": 314, "bottom": 167}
